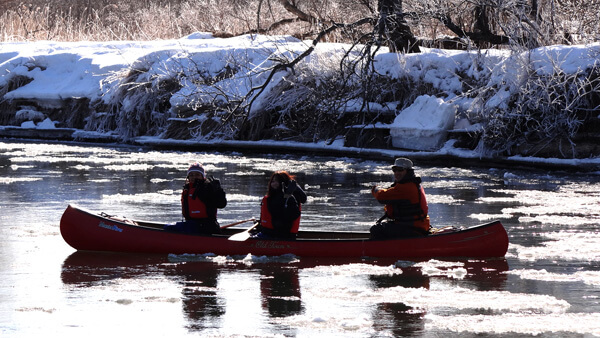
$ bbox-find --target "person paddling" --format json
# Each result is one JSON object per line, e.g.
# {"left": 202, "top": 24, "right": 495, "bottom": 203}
{"left": 370, "top": 158, "right": 430, "bottom": 239}
{"left": 255, "top": 171, "right": 307, "bottom": 239}
{"left": 166, "top": 162, "right": 227, "bottom": 234}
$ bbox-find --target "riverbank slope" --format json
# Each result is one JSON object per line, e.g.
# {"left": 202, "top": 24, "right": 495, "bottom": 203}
{"left": 1, "top": 34, "right": 599, "bottom": 171}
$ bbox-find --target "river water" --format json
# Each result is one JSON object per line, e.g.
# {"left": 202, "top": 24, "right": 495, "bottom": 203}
{"left": 1, "top": 140, "right": 599, "bottom": 337}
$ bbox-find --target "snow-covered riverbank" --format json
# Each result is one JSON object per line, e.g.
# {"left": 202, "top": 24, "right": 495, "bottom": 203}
{"left": 1, "top": 33, "right": 599, "bottom": 171}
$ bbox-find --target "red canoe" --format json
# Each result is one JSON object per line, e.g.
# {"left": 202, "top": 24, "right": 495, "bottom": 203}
{"left": 60, "top": 204, "right": 509, "bottom": 259}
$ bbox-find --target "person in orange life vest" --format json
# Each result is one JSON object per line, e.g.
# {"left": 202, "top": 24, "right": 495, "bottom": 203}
{"left": 257, "top": 171, "right": 307, "bottom": 239}
{"left": 370, "top": 157, "right": 430, "bottom": 239}
{"left": 179, "top": 162, "right": 227, "bottom": 234}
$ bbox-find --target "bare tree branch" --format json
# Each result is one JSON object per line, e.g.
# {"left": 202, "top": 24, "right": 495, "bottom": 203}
{"left": 227, "top": 17, "right": 374, "bottom": 128}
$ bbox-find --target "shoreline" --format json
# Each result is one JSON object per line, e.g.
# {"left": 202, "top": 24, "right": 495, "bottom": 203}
{"left": 1, "top": 126, "right": 599, "bottom": 172}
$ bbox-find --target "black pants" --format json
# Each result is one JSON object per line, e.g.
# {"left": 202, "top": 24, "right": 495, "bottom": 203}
{"left": 256, "top": 226, "right": 297, "bottom": 240}
{"left": 164, "top": 219, "right": 221, "bottom": 235}
{"left": 369, "top": 221, "right": 426, "bottom": 239}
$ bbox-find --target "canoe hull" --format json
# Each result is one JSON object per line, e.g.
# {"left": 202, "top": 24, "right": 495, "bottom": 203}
{"left": 60, "top": 205, "right": 509, "bottom": 259}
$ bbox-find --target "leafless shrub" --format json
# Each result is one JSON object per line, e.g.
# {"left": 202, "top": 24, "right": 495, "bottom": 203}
{"left": 90, "top": 58, "right": 183, "bottom": 139}
{"left": 478, "top": 49, "right": 600, "bottom": 157}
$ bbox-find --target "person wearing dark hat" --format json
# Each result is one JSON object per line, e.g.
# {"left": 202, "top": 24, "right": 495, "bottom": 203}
{"left": 170, "top": 162, "right": 227, "bottom": 234}
{"left": 370, "top": 157, "right": 430, "bottom": 238}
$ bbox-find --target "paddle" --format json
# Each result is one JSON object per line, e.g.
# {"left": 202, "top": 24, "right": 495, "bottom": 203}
{"left": 220, "top": 219, "right": 255, "bottom": 230}
{"left": 228, "top": 222, "right": 259, "bottom": 241}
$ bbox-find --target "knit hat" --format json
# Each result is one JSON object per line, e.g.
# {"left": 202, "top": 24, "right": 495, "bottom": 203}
{"left": 187, "top": 162, "right": 205, "bottom": 177}
{"left": 392, "top": 157, "right": 413, "bottom": 170}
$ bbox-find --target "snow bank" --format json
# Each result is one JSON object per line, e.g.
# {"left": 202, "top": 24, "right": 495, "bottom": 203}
{"left": 389, "top": 95, "right": 456, "bottom": 151}
{"left": 0, "top": 34, "right": 599, "bottom": 168}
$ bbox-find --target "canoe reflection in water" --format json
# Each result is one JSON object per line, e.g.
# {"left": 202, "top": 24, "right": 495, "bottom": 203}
{"left": 260, "top": 265, "right": 303, "bottom": 318}
{"left": 60, "top": 252, "right": 306, "bottom": 327}
{"left": 166, "top": 261, "right": 224, "bottom": 329}
{"left": 61, "top": 252, "right": 508, "bottom": 332}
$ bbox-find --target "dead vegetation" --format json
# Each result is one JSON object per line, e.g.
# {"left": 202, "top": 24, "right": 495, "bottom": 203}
{"left": 1, "top": 0, "right": 598, "bottom": 47}
{"left": 1, "top": 0, "right": 600, "bottom": 159}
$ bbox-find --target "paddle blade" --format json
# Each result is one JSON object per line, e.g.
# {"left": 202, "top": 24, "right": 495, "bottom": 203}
{"left": 228, "top": 223, "right": 258, "bottom": 241}
{"left": 228, "top": 230, "right": 252, "bottom": 241}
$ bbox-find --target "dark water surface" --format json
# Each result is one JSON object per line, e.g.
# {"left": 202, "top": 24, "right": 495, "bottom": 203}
{"left": 1, "top": 140, "right": 600, "bottom": 337}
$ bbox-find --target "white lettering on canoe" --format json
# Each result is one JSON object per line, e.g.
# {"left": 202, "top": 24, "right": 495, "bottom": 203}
{"left": 251, "top": 240, "right": 291, "bottom": 249}
{"left": 98, "top": 221, "right": 123, "bottom": 233}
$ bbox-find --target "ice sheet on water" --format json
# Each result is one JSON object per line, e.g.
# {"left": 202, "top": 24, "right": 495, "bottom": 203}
{"left": 10, "top": 164, "right": 35, "bottom": 170}
{"left": 102, "top": 192, "right": 178, "bottom": 204}
{"left": 104, "top": 163, "right": 158, "bottom": 171}
{"left": 224, "top": 193, "right": 260, "bottom": 202}
{"left": 168, "top": 253, "right": 235, "bottom": 264}
{"left": 469, "top": 213, "right": 513, "bottom": 221}
{"left": 298, "top": 261, "right": 567, "bottom": 314}
{"left": 300, "top": 260, "right": 474, "bottom": 280}
{"left": 509, "top": 269, "right": 600, "bottom": 286}
{"left": 103, "top": 191, "right": 258, "bottom": 204}
{"left": 306, "top": 195, "right": 334, "bottom": 203}
{"left": 413, "top": 260, "right": 468, "bottom": 279}
{"left": 275, "top": 313, "right": 375, "bottom": 337}
{"left": 489, "top": 182, "right": 600, "bottom": 226}
{"left": 476, "top": 196, "right": 516, "bottom": 203}
{"left": 425, "top": 313, "right": 600, "bottom": 336}
{"left": 290, "top": 272, "right": 571, "bottom": 336}
{"left": 73, "top": 164, "right": 92, "bottom": 170}
{"left": 424, "top": 179, "right": 492, "bottom": 190}
{"left": 305, "top": 282, "right": 569, "bottom": 314}
{"left": 303, "top": 263, "right": 401, "bottom": 277}
{"left": 426, "top": 194, "right": 465, "bottom": 205}
{"left": 223, "top": 171, "right": 264, "bottom": 176}
{"left": 519, "top": 214, "right": 598, "bottom": 226}
{"left": 168, "top": 253, "right": 300, "bottom": 266}
{"left": 513, "top": 231, "right": 600, "bottom": 262}
{"left": 0, "top": 177, "right": 42, "bottom": 184}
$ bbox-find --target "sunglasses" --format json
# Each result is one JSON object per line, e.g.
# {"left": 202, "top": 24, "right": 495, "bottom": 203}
{"left": 393, "top": 168, "right": 407, "bottom": 173}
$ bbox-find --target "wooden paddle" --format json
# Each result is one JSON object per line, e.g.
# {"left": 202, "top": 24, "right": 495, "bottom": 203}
{"left": 220, "top": 219, "right": 255, "bottom": 229}
{"left": 228, "top": 222, "right": 259, "bottom": 241}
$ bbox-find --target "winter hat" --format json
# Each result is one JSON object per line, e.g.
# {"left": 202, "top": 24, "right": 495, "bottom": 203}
{"left": 392, "top": 158, "right": 413, "bottom": 170}
{"left": 187, "top": 162, "right": 205, "bottom": 177}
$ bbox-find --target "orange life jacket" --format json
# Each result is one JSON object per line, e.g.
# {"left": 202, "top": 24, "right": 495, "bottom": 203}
{"left": 373, "top": 183, "right": 430, "bottom": 231}
{"left": 260, "top": 195, "right": 301, "bottom": 234}
{"left": 182, "top": 187, "right": 215, "bottom": 219}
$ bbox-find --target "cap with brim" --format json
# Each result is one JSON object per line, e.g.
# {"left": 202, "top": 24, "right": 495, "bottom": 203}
{"left": 391, "top": 157, "right": 413, "bottom": 170}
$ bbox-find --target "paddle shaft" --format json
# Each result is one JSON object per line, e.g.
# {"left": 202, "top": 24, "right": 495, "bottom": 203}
{"left": 220, "top": 219, "right": 255, "bottom": 229}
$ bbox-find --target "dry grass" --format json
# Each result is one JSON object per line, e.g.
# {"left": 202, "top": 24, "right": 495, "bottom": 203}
{"left": 0, "top": 0, "right": 370, "bottom": 42}
{"left": 1, "top": 0, "right": 598, "bottom": 46}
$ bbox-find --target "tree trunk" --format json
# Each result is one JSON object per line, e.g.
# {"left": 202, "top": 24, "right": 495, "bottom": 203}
{"left": 376, "top": 0, "right": 420, "bottom": 53}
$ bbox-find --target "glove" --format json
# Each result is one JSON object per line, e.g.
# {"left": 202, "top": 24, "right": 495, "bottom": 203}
{"left": 209, "top": 176, "right": 221, "bottom": 189}
{"left": 284, "top": 180, "right": 297, "bottom": 195}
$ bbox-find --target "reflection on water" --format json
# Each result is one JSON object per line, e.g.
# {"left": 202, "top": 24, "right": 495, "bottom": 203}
{"left": 260, "top": 265, "right": 303, "bottom": 318}
{"left": 2, "top": 140, "right": 600, "bottom": 336}
{"left": 60, "top": 251, "right": 510, "bottom": 336}
{"left": 169, "top": 262, "right": 224, "bottom": 330}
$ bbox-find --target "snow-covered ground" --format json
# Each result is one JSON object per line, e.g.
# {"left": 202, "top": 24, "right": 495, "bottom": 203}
{"left": 1, "top": 33, "right": 599, "bottom": 171}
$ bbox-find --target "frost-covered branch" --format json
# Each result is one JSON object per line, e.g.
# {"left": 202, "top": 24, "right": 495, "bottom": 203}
{"left": 232, "top": 18, "right": 374, "bottom": 123}
{"left": 477, "top": 48, "right": 600, "bottom": 157}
